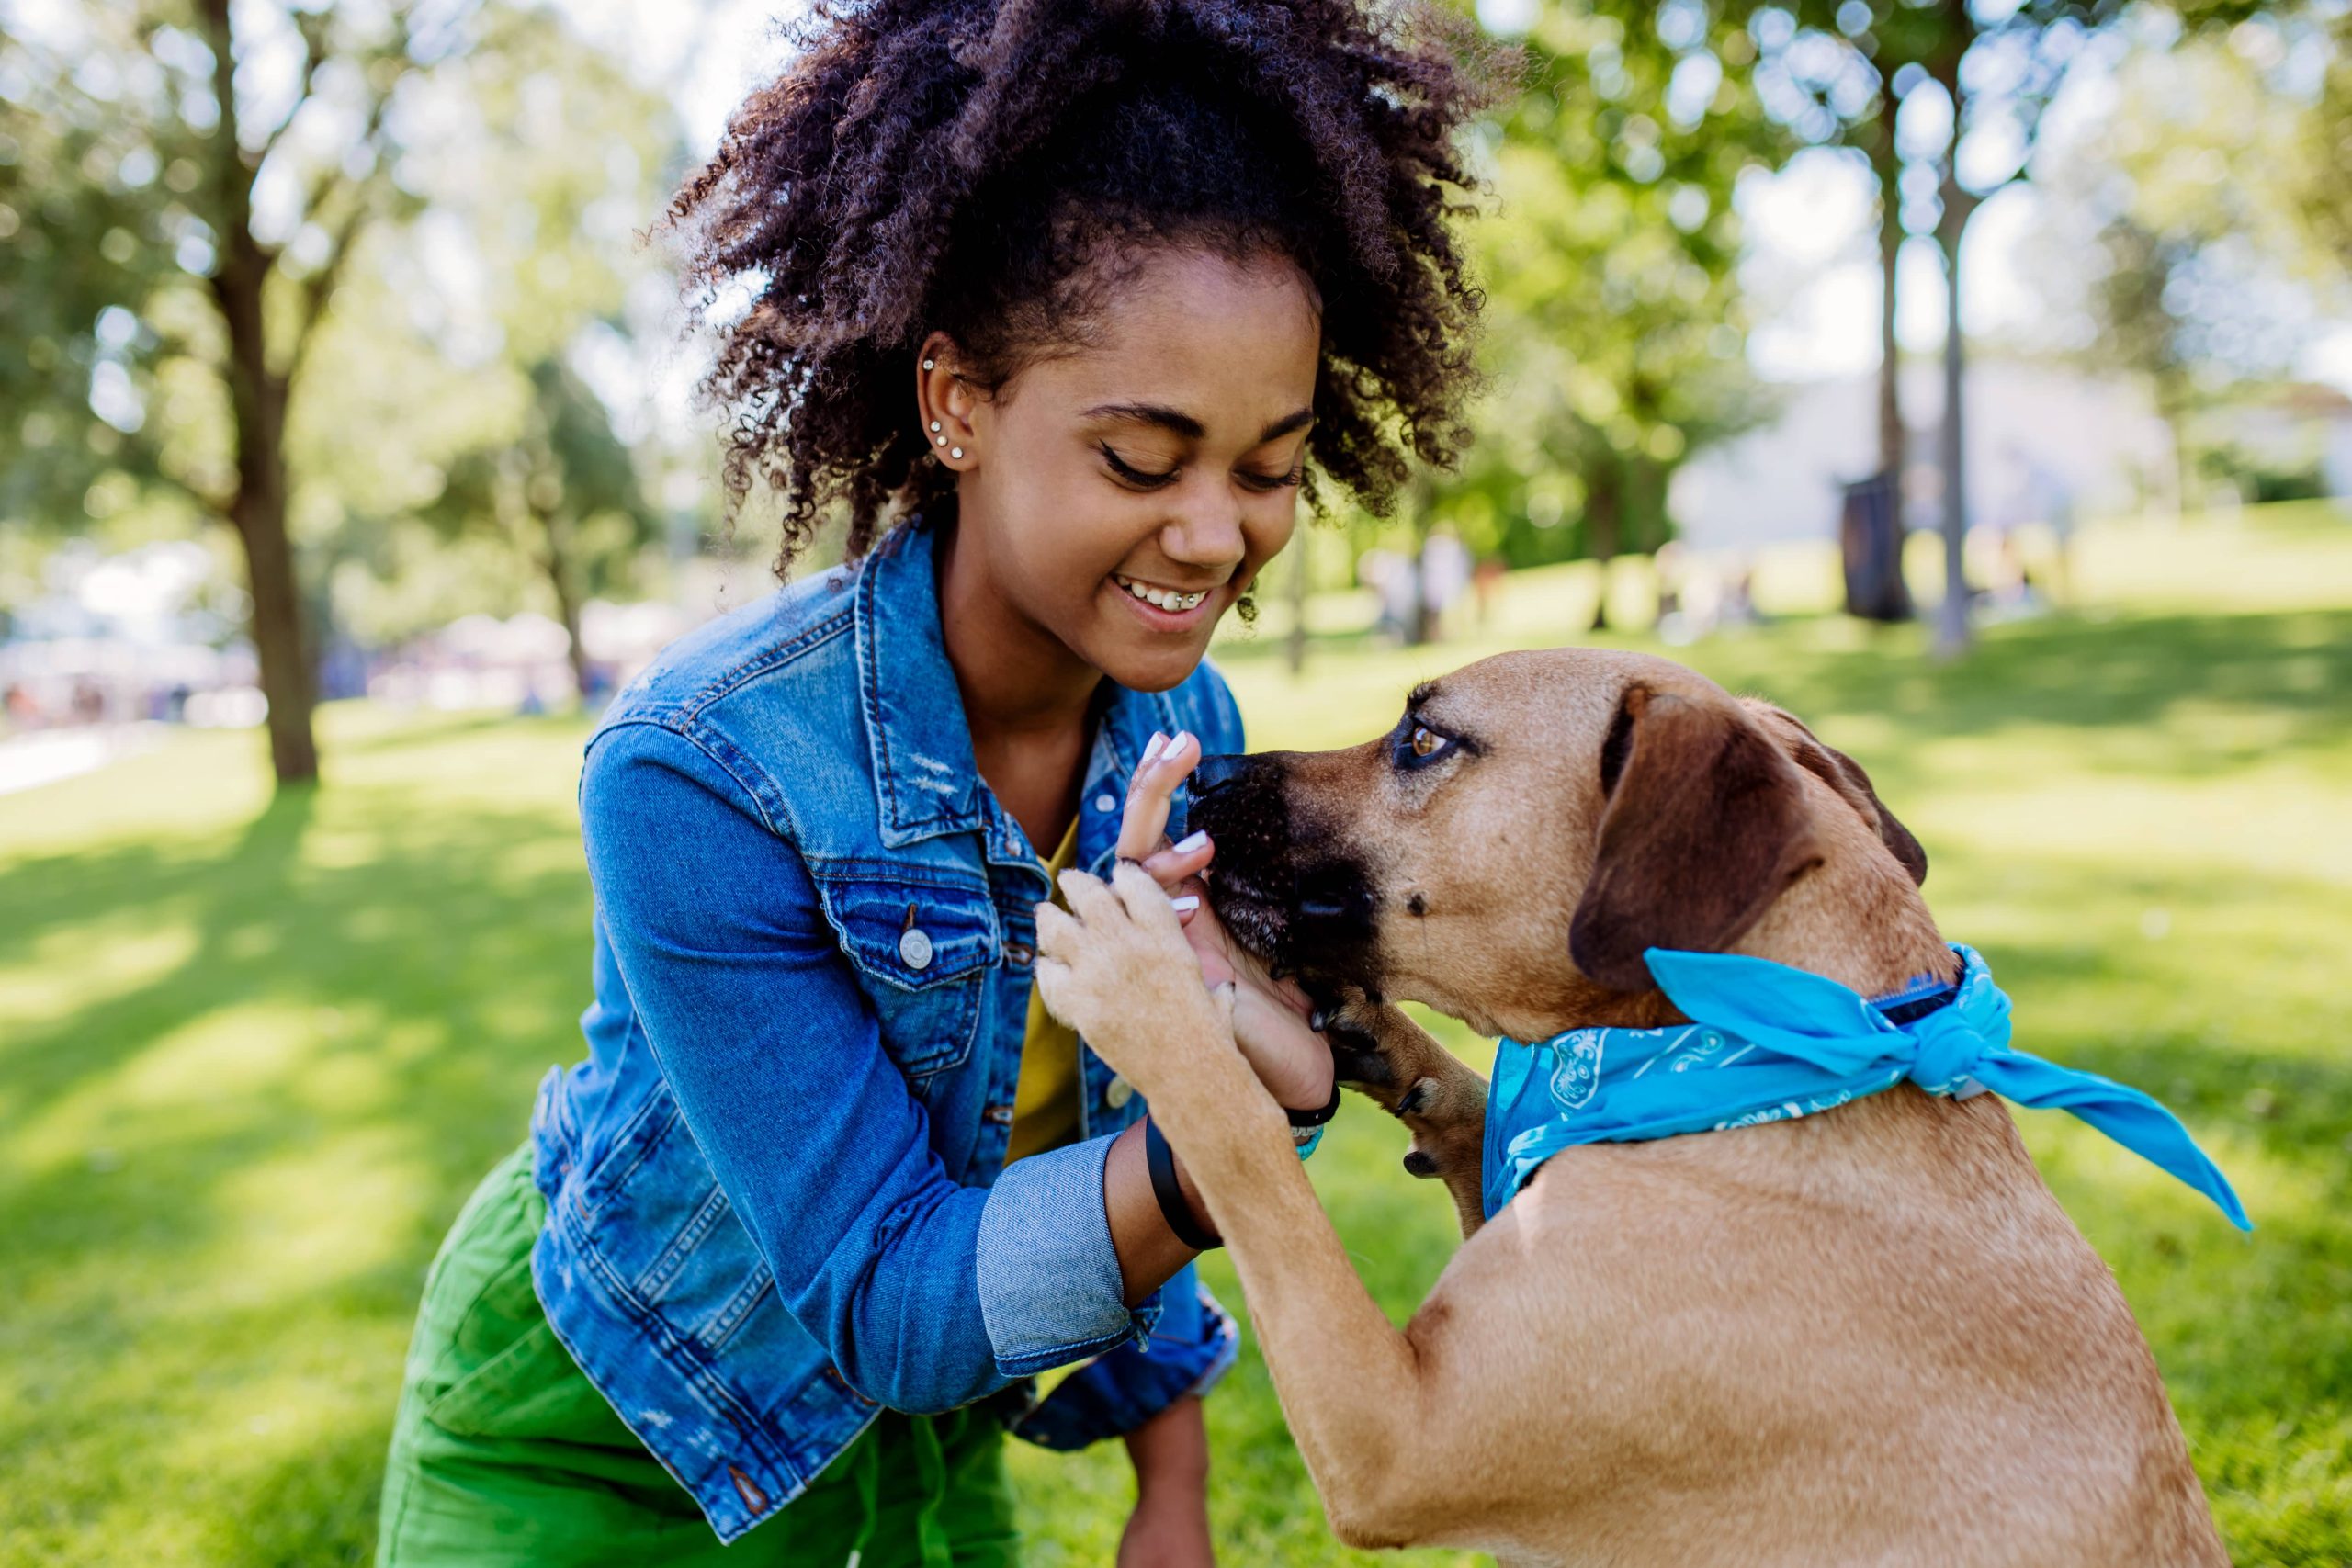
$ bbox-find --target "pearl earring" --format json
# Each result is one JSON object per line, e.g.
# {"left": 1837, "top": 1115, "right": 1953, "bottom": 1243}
{"left": 922, "top": 358, "right": 936, "bottom": 370}
{"left": 930, "top": 421, "right": 941, "bottom": 432}
{"left": 949, "top": 446, "right": 964, "bottom": 460}
{"left": 934, "top": 435, "right": 946, "bottom": 446}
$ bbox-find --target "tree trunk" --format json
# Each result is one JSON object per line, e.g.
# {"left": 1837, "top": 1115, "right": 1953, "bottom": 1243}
{"left": 204, "top": 0, "right": 318, "bottom": 785}
{"left": 1587, "top": 471, "right": 1621, "bottom": 633}
{"left": 215, "top": 241, "right": 318, "bottom": 790}
{"left": 1285, "top": 525, "right": 1308, "bottom": 676}
{"left": 1932, "top": 205, "right": 1973, "bottom": 657}
{"left": 2156, "top": 373, "right": 2194, "bottom": 517}
{"left": 1402, "top": 473, "right": 1434, "bottom": 647}
{"left": 536, "top": 507, "right": 591, "bottom": 701}
{"left": 1872, "top": 80, "right": 1908, "bottom": 542}
{"left": 232, "top": 482, "right": 318, "bottom": 784}
{"left": 1929, "top": 11, "right": 1979, "bottom": 660}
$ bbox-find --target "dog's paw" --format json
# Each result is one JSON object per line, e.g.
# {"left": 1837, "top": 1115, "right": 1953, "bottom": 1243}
{"left": 1395, "top": 1077, "right": 1484, "bottom": 1187}
{"left": 1305, "top": 987, "right": 1487, "bottom": 1190}
{"left": 1312, "top": 988, "right": 1444, "bottom": 1111}
{"left": 1313, "top": 987, "right": 1398, "bottom": 1093}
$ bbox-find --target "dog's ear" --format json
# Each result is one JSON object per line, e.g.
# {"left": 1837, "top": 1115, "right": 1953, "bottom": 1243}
{"left": 1744, "top": 703, "right": 1928, "bottom": 886}
{"left": 1569, "top": 684, "right": 1825, "bottom": 994}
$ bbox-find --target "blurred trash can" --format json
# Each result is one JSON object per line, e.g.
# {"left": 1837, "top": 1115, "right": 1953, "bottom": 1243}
{"left": 1840, "top": 472, "right": 1912, "bottom": 623}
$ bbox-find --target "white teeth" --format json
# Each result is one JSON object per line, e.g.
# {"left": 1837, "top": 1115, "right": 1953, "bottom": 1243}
{"left": 1114, "top": 575, "right": 1206, "bottom": 612}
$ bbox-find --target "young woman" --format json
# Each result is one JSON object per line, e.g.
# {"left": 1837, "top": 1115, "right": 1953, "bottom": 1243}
{"left": 375, "top": 3, "right": 1484, "bottom": 1562}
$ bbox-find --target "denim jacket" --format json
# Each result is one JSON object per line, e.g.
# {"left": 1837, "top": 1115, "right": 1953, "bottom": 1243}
{"left": 527, "top": 520, "right": 1243, "bottom": 1542}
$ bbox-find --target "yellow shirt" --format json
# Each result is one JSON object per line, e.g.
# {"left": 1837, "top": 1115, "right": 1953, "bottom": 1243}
{"left": 1005, "top": 816, "right": 1084, "bottom": 1163}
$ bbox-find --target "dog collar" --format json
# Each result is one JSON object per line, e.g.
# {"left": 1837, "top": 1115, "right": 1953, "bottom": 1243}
{"left": 1481, "top": 944, "right": 2251, "bottom": 1232}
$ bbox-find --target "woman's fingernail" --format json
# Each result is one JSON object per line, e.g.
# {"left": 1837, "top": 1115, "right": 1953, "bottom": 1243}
{"left": 1170, "top": 730, "right": 1193, "bottom": 755}
{"left": 1170, "top": 895, "right": 1201, "bottom": 913}
{"left": 1173, "top": 830, "right": 1208, "bottom": 854}
{"left": 1144, "top": 731, "right": 1168, "bottom": 762}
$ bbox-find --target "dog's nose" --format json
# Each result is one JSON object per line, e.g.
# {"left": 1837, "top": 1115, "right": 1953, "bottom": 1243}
{"left": 1190, "top": 753, "right": 1253, "bottom": 796}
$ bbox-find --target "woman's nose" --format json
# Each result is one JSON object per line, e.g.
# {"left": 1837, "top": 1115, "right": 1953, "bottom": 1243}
{"left": 1159, "top": 494, "right": 1248, "bottom": 572}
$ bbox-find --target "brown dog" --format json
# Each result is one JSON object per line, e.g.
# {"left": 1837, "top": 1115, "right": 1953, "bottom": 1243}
{"left": 1035, "top": 648, "right": 2230, "bottom": 1567}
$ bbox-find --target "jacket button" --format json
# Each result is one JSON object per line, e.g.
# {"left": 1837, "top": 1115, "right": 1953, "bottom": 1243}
{"left": 1093, "top": 793, "right": 1118, "bottom": 813}
{"left": 1103, "top": 1077, "right": 1134, "bottom": 1111}
{"left": 899, "top": 927, "right": 933, "bottom": 971}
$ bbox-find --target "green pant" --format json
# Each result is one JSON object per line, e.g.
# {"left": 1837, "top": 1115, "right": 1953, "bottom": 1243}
{"left": 377, "top": 1144, "right": 1020, "bottom": 1567}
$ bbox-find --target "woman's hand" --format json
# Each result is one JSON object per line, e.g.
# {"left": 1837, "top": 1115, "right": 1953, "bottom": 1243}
{"left": 1117, "top": 732, "right": 1333, "bottom": 1112}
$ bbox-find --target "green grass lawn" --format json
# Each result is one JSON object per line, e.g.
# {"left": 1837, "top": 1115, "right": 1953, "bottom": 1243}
{"left": 5, "top": 502, "right": 2349, "bottom": 1566}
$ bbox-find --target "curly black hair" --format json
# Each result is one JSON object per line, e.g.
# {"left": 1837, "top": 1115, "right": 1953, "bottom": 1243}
{"left": 667, "top": 0, "right": 1496, "bottom": 572}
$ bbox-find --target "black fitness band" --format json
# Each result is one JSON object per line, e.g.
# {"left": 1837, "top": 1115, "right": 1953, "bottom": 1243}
{"left": 1286, "top": 1085, "right": 1342, "bottom": 1129}
{"left": 1143, "top": 1116, "right": 1222, "bottom": 1251}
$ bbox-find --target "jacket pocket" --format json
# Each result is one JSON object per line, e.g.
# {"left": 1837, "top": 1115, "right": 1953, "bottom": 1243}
{"left": 812, "top": 872, "right": 995, "bottom": 1079}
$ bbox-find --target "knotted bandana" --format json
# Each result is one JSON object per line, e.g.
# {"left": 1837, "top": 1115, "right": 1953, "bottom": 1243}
{"left": 1481, "top": 944, "right": 2250, "bottom": 1231}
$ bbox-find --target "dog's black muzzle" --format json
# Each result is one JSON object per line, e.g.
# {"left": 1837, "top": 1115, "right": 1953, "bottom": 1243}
{"left": 1189, "top": 751, "right": 1381, "bottom": 987}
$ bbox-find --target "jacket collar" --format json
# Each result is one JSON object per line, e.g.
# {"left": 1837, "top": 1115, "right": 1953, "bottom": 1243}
{"left": 854, "top": 518, "right": 1182, "bottom": 854}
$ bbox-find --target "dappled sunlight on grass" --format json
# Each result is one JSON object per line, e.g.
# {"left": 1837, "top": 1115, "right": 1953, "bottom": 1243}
{"left": 5, "top": 504, "right": 2348, "bottom": 1563}
{"left": 0, "top": 917, "right": 199, "bottom": 1047}
{"left": 0, "top": 705, "right": 596, "bottom": 1566}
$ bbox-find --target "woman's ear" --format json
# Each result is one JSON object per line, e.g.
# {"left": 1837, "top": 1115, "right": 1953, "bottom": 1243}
{"left": 1568, "top": 684, "right": 1825, "bottom": 994}
{"left": 916, "top": 333, "right": 975, "bottom": 467}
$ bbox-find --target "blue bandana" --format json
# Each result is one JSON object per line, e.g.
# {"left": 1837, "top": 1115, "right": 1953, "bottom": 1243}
{"left": 1481, "top": 944, "right": 2251, "bottom": 1232}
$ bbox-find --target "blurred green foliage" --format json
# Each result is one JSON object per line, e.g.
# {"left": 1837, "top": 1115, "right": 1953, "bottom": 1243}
{"left": 1435, "top": 2, "right": 1788, "bottom": 577}
{"left": 0, "top": 1, "right": 684, "bottom": 780}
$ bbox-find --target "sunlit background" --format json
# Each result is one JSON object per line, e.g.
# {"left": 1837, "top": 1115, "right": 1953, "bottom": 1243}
{"left": 5, "top": 2, "right": 2349, "bottom": 1563}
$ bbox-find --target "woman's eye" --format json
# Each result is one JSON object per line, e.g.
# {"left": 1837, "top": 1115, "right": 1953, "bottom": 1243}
{"left": 1100, "top": 444, "right": 1178, "bottom": 489}
{"left": 1238, "top": 466, "right": 1305, "bottom": 493}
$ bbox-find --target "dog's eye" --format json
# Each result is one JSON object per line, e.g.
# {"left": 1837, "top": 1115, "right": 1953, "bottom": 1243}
{"left": 1394, "top": 721, "right": 1455, "bottom": 770}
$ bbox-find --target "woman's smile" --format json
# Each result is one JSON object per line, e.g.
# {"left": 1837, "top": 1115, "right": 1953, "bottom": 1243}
{"left": 1109, "top": 570, "right": 1222, "bottom": 628}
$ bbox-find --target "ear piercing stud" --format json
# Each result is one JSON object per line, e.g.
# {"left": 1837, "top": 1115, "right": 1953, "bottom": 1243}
{"left": 922, "top": 358, "right": 936, "bottom": 370}
{"left": 949, "top": 446, "right": 964, "bottom": 459}
{"left": 934, "top": 435, "right": 946, "bottom": 446}
{"left": 930, "top": 421, "right": 941, "bottom": 431}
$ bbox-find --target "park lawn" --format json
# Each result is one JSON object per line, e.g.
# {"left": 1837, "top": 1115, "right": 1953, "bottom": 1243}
{"left": 3, "top": 503, "right": 2348, "bottom": 1566}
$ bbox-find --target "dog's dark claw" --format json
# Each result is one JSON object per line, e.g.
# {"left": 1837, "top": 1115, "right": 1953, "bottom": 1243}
{"left": 1402, "top": 1150, "right": 1438, "bottom": 1179}
{"left": 1330, "top": 1044, "right": 1393, "bottom": 1087}
{"left": 1308, "top": 1009, "right": 1328, "bottom": 1033}
{"left": 1396, "top": 1079, "right": 1433, "bottom": 1118}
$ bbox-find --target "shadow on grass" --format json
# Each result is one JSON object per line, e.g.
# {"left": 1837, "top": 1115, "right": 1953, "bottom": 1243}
{"left": 0, "top": 742, "right": 597, "bottom": 1563}
{"left": 0, "top": 785, "right": 583, "bottom": 1143}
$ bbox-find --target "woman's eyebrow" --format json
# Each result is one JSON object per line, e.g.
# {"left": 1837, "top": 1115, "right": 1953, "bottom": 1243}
{"left": 1256, "top": 407, "right": 1314, "bottom": 444}
{"left": 1083, "top": 403, "right": 1206, "bottom": 440}
{"left": 1081, "top": 404, "right": 1316, "bottom": 445}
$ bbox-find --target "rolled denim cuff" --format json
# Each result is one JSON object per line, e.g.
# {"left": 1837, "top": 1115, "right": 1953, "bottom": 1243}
{"left": 1007, "top": 1271, "right": 1239, "bottom": 1450}
{"left": 976, "top": 1135, "right": 1156, "bottom": 1377}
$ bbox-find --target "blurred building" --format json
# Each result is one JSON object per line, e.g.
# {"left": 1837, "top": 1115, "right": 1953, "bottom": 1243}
{"left": 364, "top": 600, "right": 691, "bottom": 712}
{"left": 1668, "top": 361, "right": 2181, "bottom": 552}
{"left": 0, "top": 540, "right": 261, "bottom": 733}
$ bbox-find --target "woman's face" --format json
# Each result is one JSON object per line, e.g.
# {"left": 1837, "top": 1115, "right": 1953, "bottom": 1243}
{"left": 923, "top": 244, "right": 1322, "bottom": 694}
